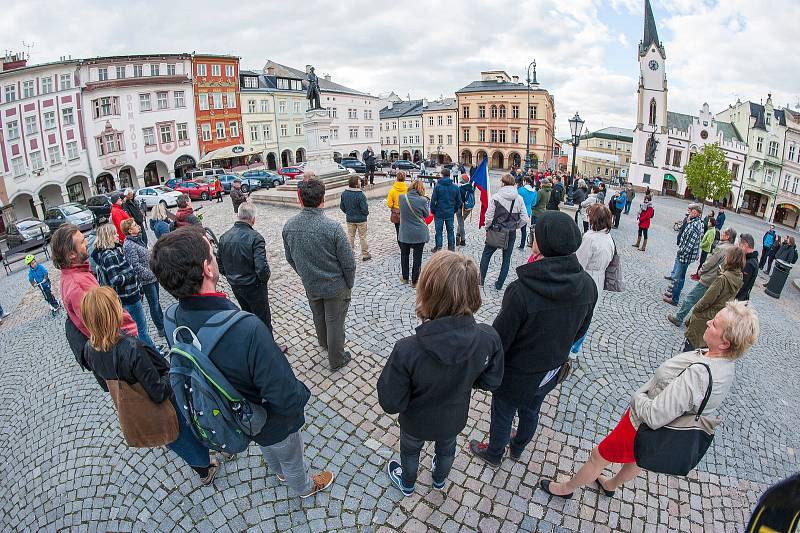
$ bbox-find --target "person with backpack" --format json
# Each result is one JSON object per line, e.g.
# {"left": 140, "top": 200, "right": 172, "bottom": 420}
{"left": 456, "top": 174, "right": 475, "bottom": 247}
{"left": 546, "top": 176, "right": 563, "bottom": 210}
{"left": 80, "top": 286, "right": 219, "bottom": 485}
{"left": 478, "top": 174, "right": 529, "bottom": 290}
{"left": 517, "top": 176, "right": 537, "bottom": 249}
{"left": 430, "top": 168, "right": 462, "bottom": 252}
{"left": 378, "top": 251, "right": 504, "bottom": 496}
{"left": 150, "top": 225, "right": 334, "bottom": 499}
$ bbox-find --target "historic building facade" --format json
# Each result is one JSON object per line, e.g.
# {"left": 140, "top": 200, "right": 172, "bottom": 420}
{"left": 422, "top": 98, "right": 458, "bottom": 164}
{"left": 0, "top": 55, "right": 91, "bottom": 221}
{"left": 379, "top": 100, "right": 424, "bottom": 162}
{"left": 192, "top": 54, "right": 244, "bottom": 165}
{"left": 773, "top": 109, "right": 800, "bottom": 228}
{"left": 79, "top": 54, "right": 198, "bottom": 191}
{"left": 456, "top": 70, "right": 555, "bottom": 170}
{"left": 563, "top": 127, "right": 633, "bottom": 181}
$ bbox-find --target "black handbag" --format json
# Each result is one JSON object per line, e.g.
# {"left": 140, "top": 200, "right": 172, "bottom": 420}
{"left": 634, "top": 363, "right": 716, "bottom": 476}
{"left": 485, "top": 198, "right": 518, "bottom": 249}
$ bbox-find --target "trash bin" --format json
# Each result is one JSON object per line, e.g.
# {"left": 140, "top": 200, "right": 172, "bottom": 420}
{"left": 765, "top": 259, "right": 793, "bottom": 298}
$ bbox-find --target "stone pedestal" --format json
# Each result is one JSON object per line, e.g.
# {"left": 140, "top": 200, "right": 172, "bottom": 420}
{"left": 303, "top": 108, "right": 347, "bottom": 178}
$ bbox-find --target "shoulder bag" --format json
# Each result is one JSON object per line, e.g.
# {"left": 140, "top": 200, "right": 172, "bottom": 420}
{"left": 485, "top": 198, "right": 518, "bottom": 249}
{"left": 390, "top": 207, "right": 400, "bottom": 224}
{"left": 403, "top": 194, "right": 431, "bottom": 226}
{"left": 633, "top": 362, "right": 717, "bottom": 476}
{"left": 106, "top": 345, "right": 179, "bottom": 448}
{"left": 603, "top": 237, "right": 624, "bottom": 292}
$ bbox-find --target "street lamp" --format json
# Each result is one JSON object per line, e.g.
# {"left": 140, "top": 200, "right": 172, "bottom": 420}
{"left": 567, "top": 111, "right": 585, "bottom": 205}
{"left": 524, "top": 60, "right": 538, "bottom": 173}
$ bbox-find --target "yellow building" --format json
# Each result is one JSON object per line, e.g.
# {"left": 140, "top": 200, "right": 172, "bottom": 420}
{"left": 456, "top": 70, "right": 555, "bottom": 170}
{"left": 563, "top": 127, "right": 633, "bottom": 182}
{"left": 421, "top": 98, "right": 458, "bottom": 164}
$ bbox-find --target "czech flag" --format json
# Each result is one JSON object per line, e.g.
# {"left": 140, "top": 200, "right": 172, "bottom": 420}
{"left": 471, "top": 158, "right": 490, "bottom": 228}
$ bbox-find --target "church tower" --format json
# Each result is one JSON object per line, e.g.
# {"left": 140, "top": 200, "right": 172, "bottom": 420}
{"left": 629, "top": 0, "right": 669, "bottom": 191}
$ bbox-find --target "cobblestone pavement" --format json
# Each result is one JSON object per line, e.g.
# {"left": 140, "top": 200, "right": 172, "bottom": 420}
{"left": 1, "top": 176, "right": 799, "bottom": 532}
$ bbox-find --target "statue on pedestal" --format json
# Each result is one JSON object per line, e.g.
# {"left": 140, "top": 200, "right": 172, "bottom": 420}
{"left": 645, "top": 131, "right": 658, "bottom": 166}
{"left": 306, "top": 66, "right": 322, "bottom": 110}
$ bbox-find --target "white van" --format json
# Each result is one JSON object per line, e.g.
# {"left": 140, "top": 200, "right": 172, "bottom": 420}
{"left": 186, "top": 168, "right": 225, "bottom": 179}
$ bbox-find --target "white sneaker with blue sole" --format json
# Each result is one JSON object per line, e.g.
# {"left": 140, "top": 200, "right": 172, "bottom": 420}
{"left": 387, "top": 460, "right": 414, "bottom": 496}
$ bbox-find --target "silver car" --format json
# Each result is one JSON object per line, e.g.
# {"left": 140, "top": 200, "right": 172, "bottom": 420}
{"left": 43, "top": 203, "right": 94, "bottom": 232}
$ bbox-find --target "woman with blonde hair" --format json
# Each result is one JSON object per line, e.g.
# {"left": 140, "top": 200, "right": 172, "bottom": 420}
{"left": 92, "top": 223, "right": 154, "bottom": 347}
{"left": 378, "top": 251, "right": 504, "bottom": 496}
{"left": 479, "top": 173, "right": 529, "bottom": 290}
{"left": 386, "top": 171, "right": 409, "bottom": 240}
{"left": 80, "top": 286, "right": 219, "bottom": 485}
{"left": 398, "top": 179, "right": 431, "bottom": 287}
{"left": 541, "top": 300, "right": 759, "bottom": 500}
{"left": 149, "top": 202, "right": 173, "bottom": 239}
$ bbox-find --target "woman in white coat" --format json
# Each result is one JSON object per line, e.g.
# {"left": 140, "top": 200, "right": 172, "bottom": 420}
{"left": 575, "top": 203, "right": 615, "bottom": 291}
{"left": 577, "top": 185, "right": 601, "bottom": 234}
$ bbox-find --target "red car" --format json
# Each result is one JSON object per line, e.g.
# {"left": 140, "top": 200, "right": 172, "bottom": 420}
{"left": 278, "top": 166, "right": 304, "bottom": 179}
{"left": 173, "top": 180, "right": 216, "bottom": 200}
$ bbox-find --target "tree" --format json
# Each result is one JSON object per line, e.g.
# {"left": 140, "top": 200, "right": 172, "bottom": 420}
{"left": 683, "top": 143, "right": 732, "bottom": 208}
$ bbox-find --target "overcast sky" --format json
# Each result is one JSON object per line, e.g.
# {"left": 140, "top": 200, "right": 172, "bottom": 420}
{"left": 3, "top": 0, "right": 799, "bottom": 138}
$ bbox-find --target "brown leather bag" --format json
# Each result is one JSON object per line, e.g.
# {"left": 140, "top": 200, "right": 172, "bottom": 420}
{"left": 390, "top": 207, "right": 401, "bottom": 224}
{"left": 106, "top": 354, "right": 178, "bottom": 448}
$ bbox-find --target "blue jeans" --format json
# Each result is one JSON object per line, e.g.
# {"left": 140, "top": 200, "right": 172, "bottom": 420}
{"left": 487, "top": 374, "right": 560, "bottom": 461}
{"left": 670, "top": 261, "right": 691, "bottom": 304}
{"left": 141, "top": 282, "right": 164, "bottom": 332}
{"left": 434, "top": 215, "right": 455, "bottom": 250}
{"left": 400, "top": 429, "right": 457, "bottom": 486}
{"left": 39, "top": 280, "right": 60, "bottom": 309}
{"left": 167, "top": 396, "right": 210, "bottom": 468}
{"left": 518, "top": 225, "right": 527, "bottom": 248}
{"left": 123, "top": 300, "right": 155, "bottom": 348}
{"left": 479, "top": 229, "right": 517, "bottom": 289}
{"left": 675, "top": 283, "right": 709, "bottom": 322}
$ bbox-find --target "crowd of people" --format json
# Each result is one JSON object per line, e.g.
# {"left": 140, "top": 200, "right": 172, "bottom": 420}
{"left": 8, "top": 166, "right": 776, "bottom": 513}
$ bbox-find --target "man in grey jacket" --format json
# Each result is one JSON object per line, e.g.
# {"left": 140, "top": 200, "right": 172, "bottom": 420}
{"left": 283, "top": 173, "right": 356, "bottom": 371}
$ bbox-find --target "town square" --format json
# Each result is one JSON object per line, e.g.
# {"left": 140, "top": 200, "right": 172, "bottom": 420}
{"left": 1, "top": 1, "right": 800, "bottom": 532}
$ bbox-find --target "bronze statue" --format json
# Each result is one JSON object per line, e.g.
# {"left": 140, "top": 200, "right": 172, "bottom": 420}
{"left": 306, "top": 66, "right": 322, "bottom": 110}
{"left": 645, "top": 131, "right": 658, "bottom": 165}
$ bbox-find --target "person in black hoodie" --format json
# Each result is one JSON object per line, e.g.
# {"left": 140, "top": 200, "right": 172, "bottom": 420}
{"left": 469, "top": 210, "right": 597, "bottom": 467}
{"left": 377, "top": 251, "right": 504, "bottom": 496}
{"left": 736, "top": 233, "right": 759, "bottom": 301}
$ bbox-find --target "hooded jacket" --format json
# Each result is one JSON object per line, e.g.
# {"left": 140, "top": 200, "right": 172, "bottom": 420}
{"left": 518, "top": 184, "right": 538, "bottom": 216}
{"left": 431, "top": 177, "right": 462, "bottom": 218}
{"left": 736, "top": 250, "right": 759, "bottom": 301}
{"left": 492, "top": 255, "right": 597, "bottom": 405}
{"left": 532, "top": 183, "right": 552, "bottom": 218}
{"left": 386, "top": 180, "right": 408, "bottom": 210}
{"left": 339, "top": 187, "right": 369, "bottom": 223}
{"left": 637, "top": 203, "right": 654, "bottom": 229}
{"left": 776, "top": 243, "right": 798, "bottom": 264}
{"left": 110, "top": 203, "right": 130, "bottom": 243}
{"left": 685, "top": 269, "right": 743, "bottom": 348}
{"left": 377, "top": 315, "right": 504, "bottom": 441}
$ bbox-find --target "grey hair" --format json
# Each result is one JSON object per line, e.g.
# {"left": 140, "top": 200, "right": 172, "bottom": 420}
{"left": 303, "top": 170, "right": 317, "bottom": 180}
{"left": 739, "top": 233, "right": 755, "bottom": 248}
{"left": 124, "top": 188, "right": 134, "bottom": 196}
{"left": 723, "top": 227, "right": 737, "bottom": 243}
{"left": 237, "top": 202, "right": 256, "bottom": 222}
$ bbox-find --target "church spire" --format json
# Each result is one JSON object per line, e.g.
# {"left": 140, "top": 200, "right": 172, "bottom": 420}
{"left": 640, "top": 0, "right": 665, "bottom": 57}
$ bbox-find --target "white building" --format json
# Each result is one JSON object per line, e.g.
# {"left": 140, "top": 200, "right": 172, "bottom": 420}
{"left": 78, "top": 54, "right": 199, "bottom": 192}
{"left": 0, "top": 55, "right": 92, "bottom": 221}
{"left": 262, "top": 61, "right": 380, "bottom": 161}
{"left": 628, "top": 1, "right": 746, "bottom": 199}
{"left": 421, "top": 98, "right": 458, "bottom": 164}
{"left": 379, "top": 99, "right": 424, "bottom": 162}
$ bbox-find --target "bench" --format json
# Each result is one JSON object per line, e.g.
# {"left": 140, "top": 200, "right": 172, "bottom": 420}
{"left": 1, "top": 239, "right": 50, "bottom": 275}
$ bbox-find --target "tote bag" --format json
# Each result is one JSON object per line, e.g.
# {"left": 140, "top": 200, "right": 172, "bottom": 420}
{"left": 485, "top": 198, "right": 519, "bottom": 249}
{"left": 603, "top": 239, "right": 624, "bottom": 292}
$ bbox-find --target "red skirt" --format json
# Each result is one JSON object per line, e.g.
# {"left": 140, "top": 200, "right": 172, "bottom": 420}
{"left": 597, "top": 408, "right": 637, "bottom": 463}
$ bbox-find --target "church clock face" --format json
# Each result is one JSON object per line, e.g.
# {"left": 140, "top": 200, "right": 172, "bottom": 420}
{"left": 648, "top": 60, "right": 659, "bottom": 71}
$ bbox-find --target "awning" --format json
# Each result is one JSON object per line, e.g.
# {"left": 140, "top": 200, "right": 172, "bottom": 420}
{"left": 664, "top": 173, "right": 677, "bottom": 182}
{"left": 199, "top": 144, "right": 262, "bottom": 164}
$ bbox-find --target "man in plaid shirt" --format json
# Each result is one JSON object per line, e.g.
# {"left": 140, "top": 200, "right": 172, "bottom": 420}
{"left": 664, "top": 203, "right": 703, "bottom": 306}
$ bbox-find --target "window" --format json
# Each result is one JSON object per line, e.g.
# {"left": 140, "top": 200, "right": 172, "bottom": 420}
{"left": 764, "top": 169, "right": 775, "bottom": 184}
{"left": 511, "top": 130, "right": 519, "bottom": 143}
{"left": 673, "top": 150, "right": 682, "bottom": 167}
{"left": 96, "top": 132, "right": 123, "bottom": 155}
{"left": 331, "top": 128, "right": 339, "bottom": 140}
{"left": 349, "top": 108, "right": 358, "bottom": 119}
{"left": 478, "top": 129, "right": 486, "bottom": 142}
{"left": 291, "top": 101, "right": 299, "bottom": 113}
{"left": 766, "top": 115, "right": 771, "bottom": 126}
{"left": 756, "top": 137, "right": 763, "bottom": 152}
{"left": 768, "top": 141, "right": 779, "bottom": 157}
{"left": 48, "top": 145, "right": 62, "bottom": 165}
{"left": 201, "top": 123, "right": 212, "bottom": 141}
{"left": 197, "top": 64, "right": 207, "bottom": 76}
{"left": 167, "top": 64, "right": 176, "bottom": 76}
{"left": 499, "top": 105, "right": 506, "bottom": 119}
{"left": 793, "top": 176, "right": 799, "bottom": 194}
{"left": 279, "top": 101, "right": 287, "bottom": 114}
{"left": 330, "top": 107, "right": 337, "bottom": 118}
{"left": 116, "top": 66, "right": 126, "bottom": 79}
{"left": 490, "top": 105, "right": 498, "bottom": 119}
{"left": 462, "top": 105, "right": 470, "bottom": 118}
{"left": 216, "top": 121, "right": 226, "bottom": 139}
{"left": 438, "top": 134, "right": 444, "bottom": 145}
{"left": 392, "top": 136, "right": 396, "bottom": 144}
{"left": 59, "top": 74, "right": 71, "bottom": 90}
{"left": 199, "top": 93, "right": 209, "bottom": 110}
{"left": 402, "top": 136, "right": 407, "bottom": 144}
{"left": 22, "top": 80, "right": 35, "bottom": 98}
{"left": 174, "top": 91, "right": 185, "bottom": 108}
{"left": 402, "top": 121, "right": 406, "bottom": 129}
{"left": 415, "top": 135, "right": 420, "bottom": 143}
{"left": 447, "top": 134, "right": 452, "bottom": 145}
{"left": 415, "top": 120, "right": 420, "bottom": 129}
{"left": 98, "top": 68, "right": 108, "bottom": 82}
{"left": 437, "top": 115, "right": 443, "bottom": 126}
{"left": 529, "top": 105, "right": 537, "bottom": 119}
{"left": 157, "top": 91, "right": 168, "bottom": 110}
{"left": 24, "top": 116, "right": 38, "bottom": 135}
{"left": 782, "top": 173, "right": 790, "bottom": 191}
{"left": 428, "top": 116, "right": 434, "bottom": 126}
{"left": 262, "top": 124, "right": 271, "bottom": 140}
{"left": 11, "top": 157, "right": 25, "bottom": 177}
{"left": 211, "top": 64, "right": 221, "bottom": 76}
{"left": 364, "top": 110, "right": 372, "bottom": 120}
{"left": 43, "top": 111, "right": 56, "bottom": 130}
{"left": 243, "top": 76, "right": 258, "bottom": 89}
{"left": 789, "top": 144, "right": 796, "bottom": 161}
{"left": 642, "top": 173, "right": 651, "bottom": 184}
{"left": 280, "top": 124, "right": 288, "bottom": 137}
{"left": 648, "top": 99, "right": 656, "bottom": 126}
{"left": 365, "top": 127, "right": 373, "bottom": 138}
{"left": 261, "top": 100, "right": 269, "bottom": 113}
{"left": 66, "top": 141, "right": 79, "bottom": 160}
{"left": 143, "top": 127, "right": 156, "bottom": 146}
{"left": 478, "top": 105, "right": 486, "bottom": 118}
{"left": 30, "top": 152, "right": 44, "bottom": 171}
{"left": 665, "top": 148, "right": 672, "bottom": 165}
{"left": 349, "top": 127, "right": 358, "bottom": 139}
{"left": 391, "top": 121, "right": 396, "bottom": 129}
{"left": 177, "top": 123, "right": 188, "bottom": 141}
{"left": 250, "top": 124, "right": 260, "bottom": 141}
{"left": 447, "top": 115, "right": 453, "bottom": 125}
{"left": 730, "top": 163, "right": 739, "bottom": 180}
{"left": 529, "top": 129, "right": 537, "bottom": 145}
{"left": 6, "top": 120, "right": 19, "bottom": 140}
{"left": 40, "top": 76, "right": 53, "bottom": 94}
{"left": 230, "top": 121, "right": 239, "bottom": 138}
{"left": 227, "top": 92, "right": 236, "bottom": 109}
{"left": 225, "top": 65, "right": 234, "bottom": 77}
{"left": 139, "top": 93, "right": 151, "bottom": 111}
{"left": 490, "top": 129, "right": 498, "bottom": 142}
{"left": 499, "top": 130, "right": 506, "bottom": 143}
{"left": 248, "top": 100, "right": 257, "bottom": 113}
{"left": 429, "top": 135, "right": 435, "bottom": 144}
{"left": 292, "top": 123, "right": 300, "bottom": 136}
{"left": 150, "top": 64, "right": 160, "bottom": 76}
{"left": 212, "top": 93, "right": 223, "bottom": 109}
{"left": 512, "top": 105, "right": 519, "bottom": 119}
{"left": 277, "top": 78, "right": 290, "bottom": 90}
{"left": 5, "top": 85, "right": 16, "bottom": 102}
{"left": 159, "top": 124, "right": 172, "bottom": 143}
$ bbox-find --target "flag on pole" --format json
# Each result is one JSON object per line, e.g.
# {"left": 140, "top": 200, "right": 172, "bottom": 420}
{"left": 471, "top": 158, "right": 490, "bottom": 228}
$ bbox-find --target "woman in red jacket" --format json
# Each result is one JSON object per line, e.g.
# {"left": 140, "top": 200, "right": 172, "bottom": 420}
{"left": 632, "top": 195, "right": 654, "bottom": 252}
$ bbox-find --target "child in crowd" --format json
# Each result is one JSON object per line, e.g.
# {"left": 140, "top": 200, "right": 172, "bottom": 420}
{"left": 26, "top": 255, "right": 60, "bottom": 314}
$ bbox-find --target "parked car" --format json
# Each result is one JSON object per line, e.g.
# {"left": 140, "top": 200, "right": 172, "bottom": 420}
{"left": 135, "top": 186, "right": 182, "bottom": 208}
{"left": 173, "top": 181, "right": 216, "bottom": 200}
{"left": 392, "top": 159, "right": 417, "bottom": 170}
{"left": 86, "top": 194, "right": 113, "bottom": 225}
{"left": 278, "top": 166, "right": 304, "bottom": 179}
{"left": 219, "top": 174, "right": 263, "bottom": 193}
{"left": 337, "top": 164, "right": 356, "bottom": 174}
{"left": 5, "top": 218, "right": 52, "bottom": 247}
{"left": 193, "top": 177, "right": 224, "bottom": 198}
{"left": 242, "top": 169, "right": 284, "bottom": 188}
{"left": 340, "top": 159, "right": 367, "bottom": 173}
{"left": 43, "top": 203, "right": 94, "bottom": 232}
{"left": 376, "top": 158, "right": 391, "bottom": 169}
{"left": 165, "top": 178, "right": 181, "bottom": 189}
{"left": 186, "top": 168, "right": 226, "bottom": 180}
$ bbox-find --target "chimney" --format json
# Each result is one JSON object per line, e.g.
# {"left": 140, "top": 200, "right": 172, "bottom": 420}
{"left": 422, "top": 98, "right": 428, "bottom": 108}
{"left": 324, "top": 73, "right": 331, "bottom": 81}
{"left": 512, "top": 75, "right": 519, "bottom": 83}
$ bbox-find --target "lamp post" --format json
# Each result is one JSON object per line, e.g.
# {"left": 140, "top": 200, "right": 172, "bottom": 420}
{"left": 567, "top": 111, "right": 585, "bottom": 205}
{"left": 524, "top": 60, "right": 538, "bottom": 173}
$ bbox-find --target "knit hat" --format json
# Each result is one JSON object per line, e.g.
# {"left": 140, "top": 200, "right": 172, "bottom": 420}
{"left": 534, "top": 211, "right": 582, "bottom": 257}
